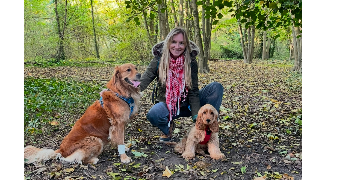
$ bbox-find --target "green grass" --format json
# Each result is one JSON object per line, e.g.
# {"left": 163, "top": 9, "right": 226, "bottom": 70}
{"left": 24, "top": 77, "right": 104, "bottom": 133}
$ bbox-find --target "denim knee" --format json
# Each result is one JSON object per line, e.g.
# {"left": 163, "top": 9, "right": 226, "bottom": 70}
{"left": 199, "top": 82, "right": 224, "bottom": 112}
{"left": 146, "top": 102, "right": 170, "bottom": 135}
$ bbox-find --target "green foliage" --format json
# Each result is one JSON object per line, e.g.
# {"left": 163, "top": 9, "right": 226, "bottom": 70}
{"left": 24, "top": 78, "right": 103, "bottom": 133}
{"left": 211, "top": 18, "right": 243, "bottom": 59}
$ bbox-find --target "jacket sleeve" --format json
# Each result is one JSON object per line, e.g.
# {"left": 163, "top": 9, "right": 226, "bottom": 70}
{"left": 139, "top": 56, "right": 159, "bottom": 92}
{"left": 188, "top": 59, "right": 200, "bottom": 116}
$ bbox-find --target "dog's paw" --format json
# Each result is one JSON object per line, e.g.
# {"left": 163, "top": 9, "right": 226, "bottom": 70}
{"left": 89, "top": 157, "right": 99, "bottom": 164}
{"left": 210, "top": 153, "right": 225, "bottom": 160}
{"left": 182, "top": 152, "right": 195, "bottom": 160}
{"left": 120, "top": 153, "right": 131, "bottom": 163}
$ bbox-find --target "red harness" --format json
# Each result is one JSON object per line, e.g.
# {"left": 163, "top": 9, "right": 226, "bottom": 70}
{"left": 199, "top": 126, "right": 212, "bottom": 144}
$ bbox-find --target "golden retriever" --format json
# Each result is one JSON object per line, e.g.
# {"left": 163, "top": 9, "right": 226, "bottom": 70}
{"left": 174, "top": 104, "right": 225, "bottom": 160}
{"left": 24, "top": 63, "right": 141, "bottom": 164}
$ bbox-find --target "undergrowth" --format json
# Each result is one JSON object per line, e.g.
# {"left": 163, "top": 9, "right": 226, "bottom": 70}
{"left": 24, "top": 77, "right": 103, "bottom": 134}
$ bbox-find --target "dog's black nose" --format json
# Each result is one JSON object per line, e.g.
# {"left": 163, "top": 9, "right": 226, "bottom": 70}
{"left": 136, "top": 73, "right": 141, "bottom": 79}
{"left": 206, "top": 119, "right": 211, "bottom": 123}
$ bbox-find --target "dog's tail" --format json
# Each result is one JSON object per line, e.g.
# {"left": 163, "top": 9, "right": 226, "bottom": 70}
{"left": 24, "top": 145, "right": 60, "bottom": 164}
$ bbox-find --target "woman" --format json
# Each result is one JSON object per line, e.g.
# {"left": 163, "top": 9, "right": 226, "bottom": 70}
{"left": 139, "top": 27, "right": 223, "bottom": 142}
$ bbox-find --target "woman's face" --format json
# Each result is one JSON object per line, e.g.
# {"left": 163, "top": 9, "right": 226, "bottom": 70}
{"left": 169, "top": 33, "right": 185, "bottom": 58}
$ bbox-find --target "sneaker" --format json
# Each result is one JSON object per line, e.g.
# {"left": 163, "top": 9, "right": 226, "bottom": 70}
{"left": 159, "top": 121, "right": 175, "bottom": 142}
{"left": 159, "top": 134, "right": 172, "bottom": 142}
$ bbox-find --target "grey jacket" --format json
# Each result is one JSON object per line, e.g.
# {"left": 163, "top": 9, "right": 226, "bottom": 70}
{"left": 139, "top": 41, "right": 201, "bottom": 117}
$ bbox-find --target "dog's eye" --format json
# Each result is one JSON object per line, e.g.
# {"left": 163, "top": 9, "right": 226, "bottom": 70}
{"left": 203, "top": 111, "right": 206, "bottom": 114}
{"left": 127, "top": 68, "right": 131, "bottom": 72}
{"left": 211, "top": 111, "right": 214, "bottom": 115}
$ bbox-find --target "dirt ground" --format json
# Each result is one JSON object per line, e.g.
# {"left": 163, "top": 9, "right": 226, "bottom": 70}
{"left": 24, "top": 60, "right": 302, "bottom": 180}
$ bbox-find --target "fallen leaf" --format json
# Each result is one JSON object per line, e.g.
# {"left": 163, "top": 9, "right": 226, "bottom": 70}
{"left": 63, "top": 168, "right": 74, "bottom": 173}
{"left": 254, "top": 176, "right": 266, "bottom": 180}
{"left": 162, "top": 166, "right": 172, "bottom": 178}
{"left": 49, "top": 120, "right": 59, "bottom": 126}
{"left": 282, "top": 173, "right": 294, "bottom": 180}
{"left": 267, "top": 165, "right": 271, "bottom": 169}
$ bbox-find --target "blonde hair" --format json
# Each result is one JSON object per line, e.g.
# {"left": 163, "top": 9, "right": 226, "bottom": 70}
{"left": 158, "top": 27, "right": 192, "bottom": 88}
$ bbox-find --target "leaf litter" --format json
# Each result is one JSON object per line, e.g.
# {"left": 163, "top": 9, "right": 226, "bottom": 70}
{"left": 24, "top": 60, "right": 302, "bottom": 179}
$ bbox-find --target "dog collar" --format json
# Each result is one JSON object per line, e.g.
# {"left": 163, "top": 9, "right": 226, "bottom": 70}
{"left": 100, "top": 91, "right": 134, "bottom": 117}
{"left": 199, "top": 126, "right": 212, "bottom": 144}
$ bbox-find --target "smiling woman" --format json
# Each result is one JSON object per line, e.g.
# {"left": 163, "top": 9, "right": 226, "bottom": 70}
{"left": 138, "top": 27, "right": 224, "bottom": 142}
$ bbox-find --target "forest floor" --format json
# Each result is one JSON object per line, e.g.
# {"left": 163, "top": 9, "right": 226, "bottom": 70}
{"left": 24, "top": 60, "right": 302, "bottom": 180}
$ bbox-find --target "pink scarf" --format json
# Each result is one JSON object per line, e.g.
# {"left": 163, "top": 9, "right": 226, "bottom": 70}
{"left": 165, "top": 54, "right": 188, "bottom": 127}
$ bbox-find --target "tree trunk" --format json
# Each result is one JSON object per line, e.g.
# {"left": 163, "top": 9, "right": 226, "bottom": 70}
{"left": 90, "top": 0, "right": 100, "bottom": 59}
{"left": 170, "top": 0, "right": 178, "bottom": 27}
{"left": 238, "top": 22, "right": 247, "bottom": 62}
{"left": 179, "top": 0, "right": 184, "bottom": 27}
{"left": 187, "top": 0, "right": 194, "bottom": 40}
{"left": 249, "top": 25, "right": 255, "bottom": 63}
{"left": 292, "top": 25, "right": 302, "bottom": 72}
{"left": 262, "top": 30, "right": 267, "bottom": 60}
{"left": 164, "top": 0, "right": 170, "bottom": 34}
{"left": 158, "top": 0, "right": 168, "bottom": 41}
{"left": 202, "top": 0, "right": 211, "bottom": 72}
{"left": 190, "top": 0, "right": 205, "bottom": 73}
{"left": 266, "top": 35, "right": 271, "bottom": 59}
{"left": 143, "top": 10, "right": 153, "bottom": 46}
{"left": 149, "top": 9, "right": 157, "bottom": 45}
{"left": 184, "top": 0, "right": 189, "bottom": 35}
{"left": 54, "top": 0, "right": 65, "bottom": 61}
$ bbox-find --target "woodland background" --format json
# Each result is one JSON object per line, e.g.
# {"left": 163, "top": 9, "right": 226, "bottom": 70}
{"left": 21, "top": 0, "right": 308, "bottom": 180}
{"left": 24, "top": 0, "right": 302, "bottom": 72}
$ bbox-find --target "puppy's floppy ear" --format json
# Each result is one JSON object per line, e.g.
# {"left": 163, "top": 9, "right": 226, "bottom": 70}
{"left": 209, "top": 108, "right": 219, "bottom": 133}
{"left": 107, "top": 66, "right": 120, "bottom": 90}
{"left": 196, "top": 113, "right": 206, "bottom": 130}
{"left": 209, "top": 119, "right": 219, "bottom": 133}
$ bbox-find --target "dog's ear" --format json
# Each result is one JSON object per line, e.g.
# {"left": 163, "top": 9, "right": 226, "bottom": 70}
{"left": 209, "top": 107, "right": 219, "bottom": 133}
{"left": 196, "top": 113, "right": 206, "bottom": 130}
{"left": 107, "top": 66, "right": 121, "bottom": 90}
{"left": 209, "top": 119, "right": 219, "bottom": 133}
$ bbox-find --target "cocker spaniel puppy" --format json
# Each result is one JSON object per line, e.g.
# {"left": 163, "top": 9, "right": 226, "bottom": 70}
{"left": 174, "top": 104, "right": 225, "bottom": 160}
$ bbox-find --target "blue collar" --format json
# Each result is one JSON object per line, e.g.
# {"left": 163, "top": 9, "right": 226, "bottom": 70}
{"left": 100, "top": 92, "right": 135, "bottom": 117}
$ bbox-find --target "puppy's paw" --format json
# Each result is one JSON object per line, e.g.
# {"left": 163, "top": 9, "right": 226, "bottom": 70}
{"left": 120, "top": 153, "right": 131, "bottom": 163}
{"left": 182, "top": 152, "right": 195, "bottom": 160}
{"left": 89, "top": 157, "right": 99, "bottom": 164}
{"left": 210, "top": 152, "right": 225, "bottom": 160}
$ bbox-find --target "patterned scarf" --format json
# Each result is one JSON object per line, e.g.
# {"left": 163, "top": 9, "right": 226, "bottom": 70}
{"left": 165, "top": 54, "right": 188, "bottom": 127}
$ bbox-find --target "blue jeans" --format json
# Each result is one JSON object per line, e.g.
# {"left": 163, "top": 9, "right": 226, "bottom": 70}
{"left": 146, "top": 82, "right": 224, "bottom": 135}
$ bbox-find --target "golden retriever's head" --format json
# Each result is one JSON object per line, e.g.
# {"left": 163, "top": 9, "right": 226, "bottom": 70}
{"left": 195, "top": 104, "right": 219, "bottom": 133}
{"left": 107, "top": 63, "right": 141, "bottom": 92}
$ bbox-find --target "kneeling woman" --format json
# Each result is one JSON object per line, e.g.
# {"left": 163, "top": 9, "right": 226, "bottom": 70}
{"left": 139, "top": 27, "right": 224, "bottom": 142}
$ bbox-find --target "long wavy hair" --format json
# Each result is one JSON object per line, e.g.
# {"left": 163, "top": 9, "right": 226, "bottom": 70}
{"left": 158, "top": 27, "right": 192, "bottom": 89}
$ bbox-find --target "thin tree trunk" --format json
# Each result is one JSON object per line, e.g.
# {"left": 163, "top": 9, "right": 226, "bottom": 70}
{"left": 143, "top": 10, "right": 153, "bottom": 46}
{"left": 170, "top": 0, "right": 178, "bottom": 27}
{"left": 292, "top": 25, "right": 302, "bottom": 72}
{"left": 238, "top": 22, "right": 247, "bottom": 62}
{"left": 158, "top": 4, "right": 165, "bottom": 40}
{"left": 179, "top": 0, "right": 184, "bottom": 27}
{"left": 90, "top": 0, "right": 100, "bottom": 59}
{"left": 164, "top": 0, "right": 170, "bottom": 34}
{"left": 262, "top": 30, "right": 267, "bottom": 60}
{"left": 248, "top": 25, "right": 255, "bottom": 63}
{"left": 188, "top": 0, "right": 194, "bottom": 40}
{"left": 203, "top": 0, "right": 211, "bottom": 72}
{"left": 190, "top": 0, "right": 205, "bottom": 73}
{"left": 184, "top": 0, "right": 189, "bottom": 35}
{"left": 54, "top": 0, "right": 65, "bottom": 61}
{"left": 266, "top": 35, "right": 271, "bottom": 59}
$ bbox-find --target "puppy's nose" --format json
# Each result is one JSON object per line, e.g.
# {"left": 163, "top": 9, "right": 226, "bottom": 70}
{"left": 136, "top": 73, "right": 141, "bottom": 79}
{"left": 206, "top": 119, "right": 211, "bottom": 123}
